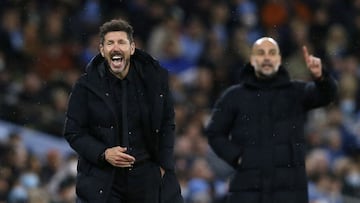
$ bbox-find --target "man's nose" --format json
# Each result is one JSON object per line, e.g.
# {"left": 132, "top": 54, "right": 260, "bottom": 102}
{"left": 263, "top": 57, "right": 271, "bottom": 62}
{"left": 264, "top": 53, "right": 272, "bottom": 59}
{"left": 112, "top": 42, "right": 121, "bottom": 50}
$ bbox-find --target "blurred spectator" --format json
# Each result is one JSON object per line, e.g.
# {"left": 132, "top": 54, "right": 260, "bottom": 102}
{"left": 308, "top": 172, "right": 343, "bottom": 203}
{"left": 284, "top": 18, "right": 313, "bottom": 81}
{"left": 8, "top": 183, "right": 27, "bottom": 203}
{"left": 22, "top": 21, "right": 41, "bottom": 58}
{"left": 47, "top": 154, "right": 77, "bottom": 202}
{"left": 0, "top": 7, "right": 23, "bottom": 54}
{"left": 16, "top": 71, "right": 49, "bottom": 130}
{"left": 326, "top": 106, "right": 360, "bottom": 155}
{"left": 260, "top": 0, "right": 289, "bottom": 30}
{"left": 33, "top": 39, "right": 76, "bottom": 81}
{"left": 77, "top": 0, "right": 101, "bottom": 34}
{"left": 180, "top": 16, "right": 206, "bottom": 65}
{"left": 322, "top": 127, "right": 346, "bottom": 167}
{"left": 343, "top": 162, "right": 360, "bottom": 198}
{"left": 325, "top": 24, "right": 348, "bottom": 64}
{"left": 232, "top": 0, "right": 261, "bottom": 43}
{"left": 147, "top": 12, "right": 182, "bottom": 60}
{"left": 77, "top": 32, "right": 99, "bottom": 68}
{"left": 41, "top": 149, "right": 62, "bottom": 184}
{"left": 209, "top": 1, "right": 229, "bottom": 45}
{"left": 52, "top": 175, "right": 76, "bottom": 203}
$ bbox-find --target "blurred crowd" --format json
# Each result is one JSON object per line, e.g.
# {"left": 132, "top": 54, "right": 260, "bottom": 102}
{"left": 0, "top": 0, "right": 360, "bottom": 202}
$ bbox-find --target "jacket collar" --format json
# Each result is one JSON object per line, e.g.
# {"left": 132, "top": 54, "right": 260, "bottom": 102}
{"left": 85, "top": 53, "right": 106, "bottom": 77}
{"left": 85, "top": 48, "right": 160, "bottom": 81}
{"left": 240, "top": 63, "right": 291, "bottom": 89}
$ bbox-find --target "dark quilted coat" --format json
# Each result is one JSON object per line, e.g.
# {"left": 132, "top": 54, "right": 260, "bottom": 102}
{"left": 64, "top": 49, "right": 183, "bottom": 203}
{"left": 205, "top": 63, "right": 337, "bottom": 203}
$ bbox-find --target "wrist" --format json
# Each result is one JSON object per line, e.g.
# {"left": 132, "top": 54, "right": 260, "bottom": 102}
{"left": 98, "top": 151, "right": 106, "bottom": 163}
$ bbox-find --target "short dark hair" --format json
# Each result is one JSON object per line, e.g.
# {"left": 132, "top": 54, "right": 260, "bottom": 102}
{"left": 99, "top": 19, "right": 134, "bottom": 44}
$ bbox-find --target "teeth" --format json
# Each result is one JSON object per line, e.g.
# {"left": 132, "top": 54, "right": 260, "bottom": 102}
{"left": 112, "top": 56, "right": 122, "bottom": 60}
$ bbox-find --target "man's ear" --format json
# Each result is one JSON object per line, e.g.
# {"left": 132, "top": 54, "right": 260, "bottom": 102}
{"left": 99, "top": 44, "right": 104, "bottom": 57}
{"left": 130, "top": 42, "right": 135, "bottom": 55}
{"left": 250, "top": 55, "right": 255, "bottom": 66}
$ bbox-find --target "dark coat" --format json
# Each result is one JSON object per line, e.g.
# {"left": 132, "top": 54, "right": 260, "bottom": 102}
{"left": 205, "top": 64, "right": 337, "bottom": 203}
{"left": 64, "top": 49, "right": 183, "bottom": 203}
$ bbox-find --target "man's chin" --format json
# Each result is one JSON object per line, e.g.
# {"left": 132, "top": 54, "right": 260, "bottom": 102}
{"left": 257, "top": 71, "right": 276, "bottom": 79}
{"left": 110, "top": 67, "right": 124, "bottom": 75}
{"left": 110, "top": 64, "right": 124, "bottom": 71}
{"left": 110, "top": 62, "right": 124, "bottom": 69}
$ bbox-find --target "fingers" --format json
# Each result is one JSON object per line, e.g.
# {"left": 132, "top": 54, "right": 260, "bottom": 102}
{"left": 308, "top": 56, "right": 321, "bottom": 68}
{"left": 160, "top": 167, "right": 165, "bottom": 178}
{"left": 302, "top": 45, "right": 322, "bottom": 78}
{"left": 302, "top": 45, "right": 310, "bottom": 63}
{"left": 104, "top": 146, "right": 136, "bottom": 167}
{"left": 114, "top": 146, "right": 127, "bottom": 152}
{"left": 303, "top": 46, "right": 309, "bottom": 61}
{"left": 117, "top": 152, "right": 136, "bottom": 162}
{"left": 112, "top": 146, "right": 135, "bottom": 161}
{"left": 302, "top": 45, "right": 321, "bottom": 67}
{"left": 112, "top": 152, "right": 135, "bottom": 167}
{"left": 113, "top": 160, "right": 134, "bottom": 168}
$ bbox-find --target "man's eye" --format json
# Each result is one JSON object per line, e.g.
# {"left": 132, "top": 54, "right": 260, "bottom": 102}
{"left": 269, "top": 51, "right": 277, "bottom": 55}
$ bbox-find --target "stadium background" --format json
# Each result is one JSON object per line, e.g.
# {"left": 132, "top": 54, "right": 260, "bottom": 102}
{"left": 0, "top": 0, "right": 360, "bottom": 202}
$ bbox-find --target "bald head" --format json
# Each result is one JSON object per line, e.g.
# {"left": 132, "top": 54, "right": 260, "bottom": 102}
{"left": 252, "top": 37, "right": 280, "bottom": 53}
{"left": 250, "top": 37, "right": 282, "bottom": 79}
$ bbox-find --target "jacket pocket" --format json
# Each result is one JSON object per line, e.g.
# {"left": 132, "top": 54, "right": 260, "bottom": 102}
{"left": 229, "top": 169, "right": 261, "bottom": 191}
{"left": 76, "top": 174, "right": 107, "bottom": 202}
{"left": 160, "top": 171, "right": 183, "bottom": 203}
{"left": 238, "top": 147, "right": 261, "bottom": 169}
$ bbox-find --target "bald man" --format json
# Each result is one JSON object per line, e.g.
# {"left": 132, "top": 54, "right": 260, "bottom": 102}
{"left": 205, "top": 37, "right": 337, "bottom": 203}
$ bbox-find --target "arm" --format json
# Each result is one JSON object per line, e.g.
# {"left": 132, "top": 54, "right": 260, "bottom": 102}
{"left": 63, "top": 80, "right": 108, "bottom": 166}
{"left": 158, "top": 71, "right": 176, "bottom": 171}
{"left": 205, "top": 88, "right": 244, "bottom": 167}
{"left": 302, "top": 46, "right": 338, "bottom": 109}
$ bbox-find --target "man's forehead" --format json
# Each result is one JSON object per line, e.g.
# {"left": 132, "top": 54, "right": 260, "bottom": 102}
{"left": 104, "top": 31, "right": 128, "bottom": 38}
{"left": 252, "top": 37, "right": 279, "bottom": 51}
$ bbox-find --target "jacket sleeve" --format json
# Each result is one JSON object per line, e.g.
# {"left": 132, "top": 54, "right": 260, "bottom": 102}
{"left": 158, "top": 71, "right": 176, "bottom": 171}
{"left": 302, "top": 68, "right": 338, "bottom": 110}
{"left": 63, "top": 79, "right": 107, "bottom": 166}
{"left": 205, "top": 87, "right": 244, "bottom": 167}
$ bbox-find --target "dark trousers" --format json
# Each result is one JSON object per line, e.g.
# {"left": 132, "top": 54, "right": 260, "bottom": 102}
{"left": 107, "top": 161, "right": 161, "bottom": 203}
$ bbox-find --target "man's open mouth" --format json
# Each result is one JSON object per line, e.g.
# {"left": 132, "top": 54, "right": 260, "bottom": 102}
{"left": 111, "top": 55, "right": 123, "bottom": 66}
{"left": 112, "top": 55, "right": 123, "bottom": 62}
{"left": 262, "top": 63, "right": 273, "bottom": 68}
